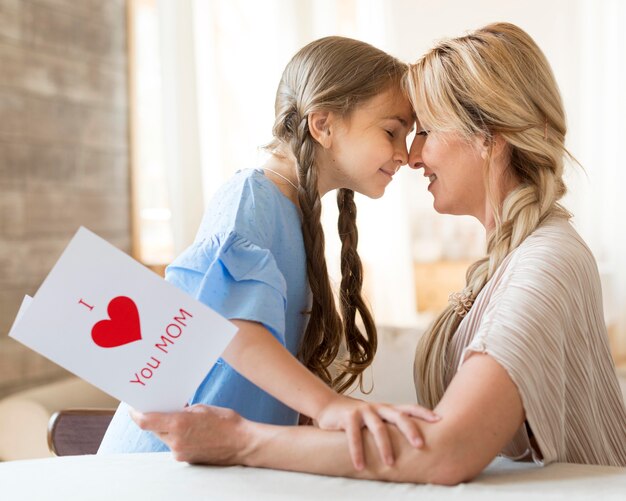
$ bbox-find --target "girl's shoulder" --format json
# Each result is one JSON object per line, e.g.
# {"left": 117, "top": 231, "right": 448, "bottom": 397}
{"left": 215, "top": 168, "right": 278, "bottom": 204}
{"left": 215, "top": 168, "right": 296, "bottom": 210}
{"left": 195, "top": 168, "right": 298, "bottom": 246}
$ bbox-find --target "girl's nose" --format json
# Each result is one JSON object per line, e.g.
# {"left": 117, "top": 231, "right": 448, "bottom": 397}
{"left": 394, "top": 142, "right": 409, "bottom": 167}
{"left": 408, "top": 136, "right": 424, "bottom": 169}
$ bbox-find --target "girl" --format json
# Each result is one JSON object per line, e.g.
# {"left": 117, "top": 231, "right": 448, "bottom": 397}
{"left": 131, "top": 23, "right": 626, "bottom": 483}
{"left": 99, "top": 36, "right": 437, "bottom": 469}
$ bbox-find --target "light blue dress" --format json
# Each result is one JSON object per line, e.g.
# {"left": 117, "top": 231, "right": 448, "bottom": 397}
{"left": 98, "top": 169, "right": 310, "bottom": 453}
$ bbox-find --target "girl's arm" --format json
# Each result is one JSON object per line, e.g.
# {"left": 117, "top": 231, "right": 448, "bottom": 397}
{"left": 221, "top": 320, "right": 440, "bottom": 469}
{"left": 132, "top": 352, "right": 525, "bottom": 485}
{"left": 221, "top": 320, "right": 335, "bottom": 423}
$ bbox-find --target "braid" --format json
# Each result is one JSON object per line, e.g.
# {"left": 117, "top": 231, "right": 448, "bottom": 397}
{"left": 289, "top": 115, "right": 380, "bottom": 393}
{"left": 335, "top": 188, "right": 378, "bottom": 393}
{"left": 293, "top": 116, "right": 344, "bottom": 388}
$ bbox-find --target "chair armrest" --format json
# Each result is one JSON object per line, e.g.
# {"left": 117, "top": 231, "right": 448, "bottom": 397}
{"left": 48, "top": 409, "right": 116, "bottom": 456}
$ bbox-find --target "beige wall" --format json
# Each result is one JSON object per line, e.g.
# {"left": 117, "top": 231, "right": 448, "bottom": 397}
{"left": 0, "top": 0, "right": 130, "bottom": 398}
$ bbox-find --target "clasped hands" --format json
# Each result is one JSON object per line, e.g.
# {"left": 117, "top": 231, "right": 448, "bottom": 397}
{"left": 131, "top": 395, "right": 440, "bottom": 470}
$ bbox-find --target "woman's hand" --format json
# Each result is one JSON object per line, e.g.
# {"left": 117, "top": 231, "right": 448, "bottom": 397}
{"left": 315, "top": 395, "right": 440, "bottom": 470}
{"left": 130, "top": 404, "right": 247, "bottom": 465}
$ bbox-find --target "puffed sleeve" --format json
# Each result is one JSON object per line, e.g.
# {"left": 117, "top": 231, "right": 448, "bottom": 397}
{"left": 165, "top": 231, "right": 288, "bottom": 344}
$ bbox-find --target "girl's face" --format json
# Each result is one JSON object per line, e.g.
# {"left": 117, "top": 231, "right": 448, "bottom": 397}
{"left": 319, "top": 89, "right": 415, "bottom": 198}
{"left": 408, "top": 122, "right": 489, "bottom": 224}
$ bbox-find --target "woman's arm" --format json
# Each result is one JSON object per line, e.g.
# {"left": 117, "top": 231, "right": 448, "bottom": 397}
{"left": 133, "top": 352, "right": 524, "bottom": 485}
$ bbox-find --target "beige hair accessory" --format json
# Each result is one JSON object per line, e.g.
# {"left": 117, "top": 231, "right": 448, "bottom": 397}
{"left": 448, "top": 288, "right": 475, "bottom": 318}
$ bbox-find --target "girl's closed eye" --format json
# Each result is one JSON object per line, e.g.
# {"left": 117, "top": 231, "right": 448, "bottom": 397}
{"left": 417, "top": 129, "right": 430, "bottom": 136}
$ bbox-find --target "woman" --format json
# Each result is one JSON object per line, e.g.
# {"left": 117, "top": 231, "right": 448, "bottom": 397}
{"left": 131, "top": 23, "right": 626, "bottom": 484}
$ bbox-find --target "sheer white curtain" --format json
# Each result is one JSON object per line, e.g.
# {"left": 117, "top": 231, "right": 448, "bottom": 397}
{"left": 567, "top": 0, "right": 626, "bottom": 357}
{"left": 157, "top": 0, "right": 204, "bottom": 256}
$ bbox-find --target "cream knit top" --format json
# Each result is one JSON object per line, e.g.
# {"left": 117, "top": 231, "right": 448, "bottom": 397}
{"left": 435, "top": 217, "right": 626, "bottom": 466}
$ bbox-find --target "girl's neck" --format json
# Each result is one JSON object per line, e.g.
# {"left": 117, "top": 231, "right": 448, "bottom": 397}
{"left": 262, "top": 155, "right": 300, "bottom": 206}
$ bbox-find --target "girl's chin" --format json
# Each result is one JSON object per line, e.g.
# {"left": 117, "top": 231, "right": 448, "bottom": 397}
{"left": 353, "top": 181, "right": 386, "bottom": 199}
{"left": 361, "top": 190, "right": 385, "bottom": 200}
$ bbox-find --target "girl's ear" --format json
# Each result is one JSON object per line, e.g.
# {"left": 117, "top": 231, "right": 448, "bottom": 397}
{"left": 308, "top": 111, "right": 334, "bottom": 148}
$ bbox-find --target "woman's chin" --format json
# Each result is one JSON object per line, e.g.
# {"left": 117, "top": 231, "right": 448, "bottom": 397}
{"left": 432, "top": 198, "right": 449, "bottom": 215}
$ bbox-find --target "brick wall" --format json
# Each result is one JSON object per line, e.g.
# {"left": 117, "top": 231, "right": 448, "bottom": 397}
{"left": 0, "top": 0, "right": 130, "bottom": 398}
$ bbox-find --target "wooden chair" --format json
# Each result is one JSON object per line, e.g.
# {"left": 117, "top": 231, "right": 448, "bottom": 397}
{"left": 47, "top": 409, "right": 116, "bottom": 456}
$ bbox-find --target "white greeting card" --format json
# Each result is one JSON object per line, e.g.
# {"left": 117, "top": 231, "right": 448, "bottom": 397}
{"left": 9, "top": 227, "right": 237, "bottom": 412}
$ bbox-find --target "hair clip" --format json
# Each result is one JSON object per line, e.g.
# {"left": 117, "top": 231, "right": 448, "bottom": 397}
{"left": 448, "top": 288, "right": 475, "bottom": 318}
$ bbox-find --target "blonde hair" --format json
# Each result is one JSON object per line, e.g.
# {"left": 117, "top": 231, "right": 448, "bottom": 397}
{"left": 269, "top": 36, "right": 407, "bottom": 393}
{"left": 405, "top": 23, "right": 572, "bottom": 408}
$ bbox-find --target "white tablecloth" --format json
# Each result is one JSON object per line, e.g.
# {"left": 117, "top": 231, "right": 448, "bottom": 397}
{"left": 1, "top": 453, "right": 625, "bottom": 500}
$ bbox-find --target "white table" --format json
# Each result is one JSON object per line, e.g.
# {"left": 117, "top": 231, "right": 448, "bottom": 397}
{"left": 1, "top": 453, "right": 625, "bottom": 500}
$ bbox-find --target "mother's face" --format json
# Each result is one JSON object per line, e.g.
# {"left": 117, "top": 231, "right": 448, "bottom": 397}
{"left": 407, "top": 121, "right": 490, "bottom": 224}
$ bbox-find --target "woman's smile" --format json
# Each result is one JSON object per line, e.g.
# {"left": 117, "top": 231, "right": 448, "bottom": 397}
{"left": 421, "top": 169, "right": 437, "bottom": 190}
{"left": 426, "top": 172, "right": 437, "bottom": 188}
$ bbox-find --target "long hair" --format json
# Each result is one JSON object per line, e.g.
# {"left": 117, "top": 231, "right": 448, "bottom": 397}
{"left": 268, "top": 36, "right": 407, "bottom": 393}
{"left": 404, "top": 23, "right": 572, "bottom": 408}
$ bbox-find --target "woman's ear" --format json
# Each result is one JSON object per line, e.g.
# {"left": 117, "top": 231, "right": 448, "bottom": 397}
{"left": 491, "top": 133, "right": 508, "bottom": 159}
{"left": 477, "top": 133, "right": 507, "bottom": 160}
{"left": 308, "top": 111, "right": 334, "bottom": 148}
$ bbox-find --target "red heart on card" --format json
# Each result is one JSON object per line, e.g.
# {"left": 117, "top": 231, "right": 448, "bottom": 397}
{"left": 91, "top": 296, "right": 142, "bottom": 348}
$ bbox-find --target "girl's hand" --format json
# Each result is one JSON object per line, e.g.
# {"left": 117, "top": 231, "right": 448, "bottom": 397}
{"left": 315, "top": 396, "right": 441, "bottom": 470}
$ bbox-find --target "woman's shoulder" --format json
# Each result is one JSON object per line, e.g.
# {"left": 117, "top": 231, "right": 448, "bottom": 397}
{"left": 468, "top": 217, "right": 602, "bottom": 343}
{"left": 515, "top": 217, "right": 596, "bottom": 269}
{"left": 500, "top": 216, "right": 600, "bottom": 296}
